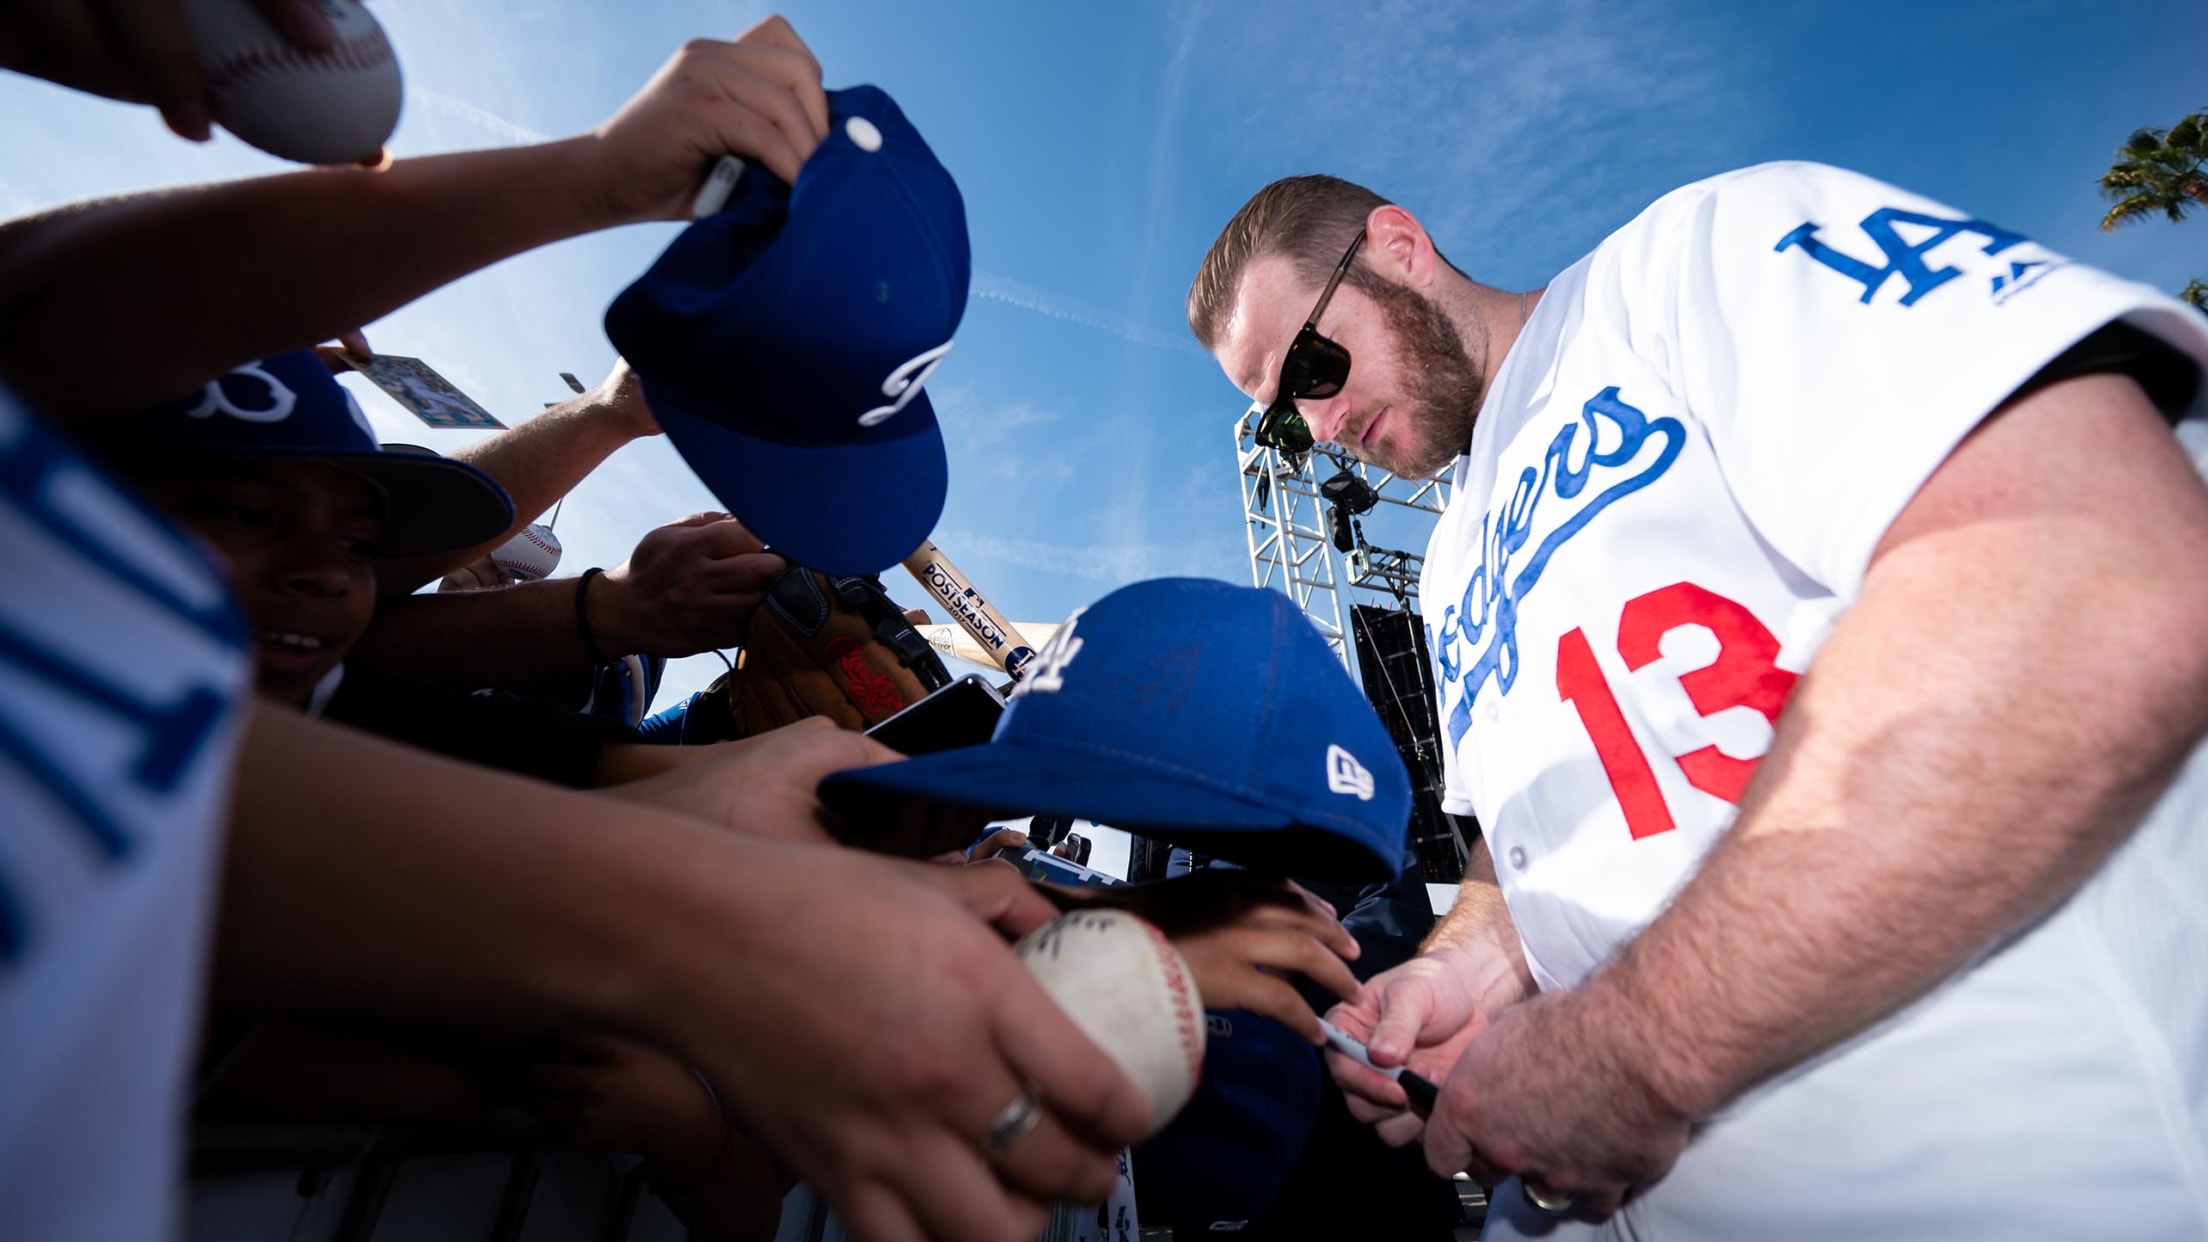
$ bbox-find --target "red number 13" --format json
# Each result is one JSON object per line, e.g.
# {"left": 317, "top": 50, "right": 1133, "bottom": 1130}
{"left": 1556, "top": 583, "right": 1799, "bottom": 840}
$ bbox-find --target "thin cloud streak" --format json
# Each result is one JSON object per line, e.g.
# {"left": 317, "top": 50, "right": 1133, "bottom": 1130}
{"left": 970, "top": 271, "right": 1205, "bottom": 356}
{"left": 406, "top": 87, "right": 553, "bottom": 146}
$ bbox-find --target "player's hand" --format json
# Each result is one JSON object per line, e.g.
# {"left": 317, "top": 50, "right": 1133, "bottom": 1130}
{"left": 1326, "top": 943, "right": 1519, "bottom": 1149}
{"left": 0, "top": 0, "right": 333, "bottom": 141}
{"left": 671, "top": 841, "right": 1151, "bottom": 1242}
{"left": 578, "top": 15, "right": 830, "bottom": 223}
{"left": 524, "top": 1033, "right": 728, "bottom": 1179}
{"left": 1169, "top": 897, "right": 1360, "bottom": 1044}
{"left": 1422, "top": 986, "right": 1691, "bottom": 1218}
{"left": 594, "top": 512, "right": 785, "bottom": 657}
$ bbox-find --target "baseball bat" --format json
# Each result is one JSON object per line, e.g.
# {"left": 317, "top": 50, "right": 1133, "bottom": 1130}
{"left": 902, "top": 539, "right": 1041, "bottom": 679}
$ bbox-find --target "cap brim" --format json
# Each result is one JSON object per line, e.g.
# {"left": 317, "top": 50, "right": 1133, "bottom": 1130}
{"left": 820, "top": 741, "right": 1397, "bottom": 880}
{"left": 129, "top": 446, "right": 515, "bottom": 560}
{"left": 345, "top": 451, "right": 516, "bottom": 559}
{"left": 650, "top": 384, "right": 946, "bottom": 577}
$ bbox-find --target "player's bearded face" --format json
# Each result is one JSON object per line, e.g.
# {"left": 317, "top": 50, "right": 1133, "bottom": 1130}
{"left": 1348, "top": 270, "right": 1485, "bottom": 478}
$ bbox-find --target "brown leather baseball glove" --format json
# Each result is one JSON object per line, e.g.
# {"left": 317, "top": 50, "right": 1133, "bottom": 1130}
{"left": 681, "top": 566, "right": 951, "bottom": 741}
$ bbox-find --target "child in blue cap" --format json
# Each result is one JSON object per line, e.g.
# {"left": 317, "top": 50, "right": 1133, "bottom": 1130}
{"left": 90, "top": 350, "right": 513, "bottom": 709}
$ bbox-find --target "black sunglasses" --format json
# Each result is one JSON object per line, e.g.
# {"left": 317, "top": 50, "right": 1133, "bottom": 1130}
{"left": 1252, "top": 229, "right": 1365, "bottom": 453}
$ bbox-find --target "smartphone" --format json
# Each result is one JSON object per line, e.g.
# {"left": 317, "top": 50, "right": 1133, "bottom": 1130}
{"left": 864, "top": 673, "right": 1006, "bottom": 757}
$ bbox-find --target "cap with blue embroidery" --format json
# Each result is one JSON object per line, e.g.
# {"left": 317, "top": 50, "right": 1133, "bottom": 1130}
{"left": 95, "top": 350, "right": 513, "bottom": 559}
{"left": 819, "top": 577, "right": 1412, "bottom": 880}
{"left": 604, "top": 85, "right": 968, "bottom": 577}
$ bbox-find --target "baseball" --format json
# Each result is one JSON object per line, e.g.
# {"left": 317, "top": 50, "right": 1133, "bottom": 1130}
{"left": 490, "top": 523, "right": 562, "bottom": 583}
{"left": 180, "top": 0, "right": 403, "bottom": 165}
{"left": 1013, "top": 909, "right": 1205, "bottom": 1136}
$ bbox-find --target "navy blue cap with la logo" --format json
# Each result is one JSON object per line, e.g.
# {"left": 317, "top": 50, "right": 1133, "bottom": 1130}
{"left": 93, "top": 350, "right": 512, "bottom": 559}
{"left": 605, "top": 85, "right": 968, "bottom": 577}
{"left": 819, "top": 577, "right": 1412, "bottom": 879}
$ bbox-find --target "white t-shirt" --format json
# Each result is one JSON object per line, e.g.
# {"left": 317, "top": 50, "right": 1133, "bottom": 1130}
{"left": 0, "top": 390, "right": 251, "bottom": 1238}
{"left": 1421, "top": 161, "right": 2208, "bottom": 1240}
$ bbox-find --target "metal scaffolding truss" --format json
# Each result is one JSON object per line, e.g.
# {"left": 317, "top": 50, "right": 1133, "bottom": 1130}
{"left": 1232, "top": 404, "right": 1452, "bottom": 683}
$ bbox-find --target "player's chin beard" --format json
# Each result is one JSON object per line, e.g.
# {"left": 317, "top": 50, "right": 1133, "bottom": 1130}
{"left": 1352, "top": 274, "right": 1484, "bottom": 479}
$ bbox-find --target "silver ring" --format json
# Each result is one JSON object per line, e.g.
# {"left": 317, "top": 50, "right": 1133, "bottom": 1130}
{"left": 985, "top": 1090, "right": 1041, "bottom": 1156}
{"left": 1522, "top": 1179, "right": 1577, "bottom": 1215}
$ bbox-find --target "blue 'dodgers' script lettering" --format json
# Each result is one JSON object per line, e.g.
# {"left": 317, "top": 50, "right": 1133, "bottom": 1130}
{"left": 1776, "top": 207, "right": 2030, "bottom": 306}
{"left": 1434, "top": 387, "right": 1683, "bottom": 749}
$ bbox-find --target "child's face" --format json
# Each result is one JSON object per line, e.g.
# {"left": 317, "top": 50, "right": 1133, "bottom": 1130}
{"left": 139, "top": 461, "right": 383, "bottom": 706}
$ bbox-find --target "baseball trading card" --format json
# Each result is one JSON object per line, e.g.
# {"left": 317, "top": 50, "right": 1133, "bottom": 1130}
{"left": 334, "top": 353, "right": 506, "bottom": 430}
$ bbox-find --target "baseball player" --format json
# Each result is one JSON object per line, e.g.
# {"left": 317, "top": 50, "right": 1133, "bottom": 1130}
{"left": 1186, "top": 162, "right": 2208, "bottom": 1239}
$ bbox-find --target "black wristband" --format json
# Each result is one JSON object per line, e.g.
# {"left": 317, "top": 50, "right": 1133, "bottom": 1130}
{"left": 575, "top": 567, "right": 614, "bottom": 666}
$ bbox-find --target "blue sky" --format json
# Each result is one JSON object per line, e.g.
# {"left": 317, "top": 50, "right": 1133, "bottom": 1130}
{"left": 4, "top": 0, "right": 2203, "bottom": 709}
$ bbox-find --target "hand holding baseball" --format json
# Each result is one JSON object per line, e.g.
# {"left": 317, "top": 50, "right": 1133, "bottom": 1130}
{"left": 580, "top": 15, "right": 830, "bottom": 224}
{"left": 0, "top": 0, "right": 331, "bottom": 141}
{"left": 671, "top": 843, "right": 1150, "bottom": 1242}
{"left": 595, "top": 512, "right": 786, "bottom": 658}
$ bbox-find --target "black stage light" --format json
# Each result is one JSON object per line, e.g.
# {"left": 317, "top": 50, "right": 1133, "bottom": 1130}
{"left": 1320, "top": 468, "right": 1379, "bottom": 515}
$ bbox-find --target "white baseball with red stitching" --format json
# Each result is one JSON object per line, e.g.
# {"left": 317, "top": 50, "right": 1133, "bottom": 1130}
{"left": 1013, "top": 909, "right": 1205, "bottom": 1136}
{"left": 180, "top": 0, "right": 401, "bottom": 165}
{"left": 489, "top": 523, "right": 562, "bottom": 584}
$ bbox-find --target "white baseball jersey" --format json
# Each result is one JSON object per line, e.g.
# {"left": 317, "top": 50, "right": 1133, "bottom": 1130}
{"left": 0, "top": 391, "right": 251, "bottom": 1238}
{"left": 1421, "top": 161, "right": 2208, "bottom": 1239}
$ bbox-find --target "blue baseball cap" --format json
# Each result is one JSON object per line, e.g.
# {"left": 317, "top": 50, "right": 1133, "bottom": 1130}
{"left": 1136, "top": 1010, "right": 1322, "bottom": 1233}
{"left": 819, "top": 578, "right": 1412, "bottom": 879}
{"left": 93, "top": 351, "right": 513, "bottom": 558}
{"left": 604, "top": 85, "right": 968, "bottom": 577}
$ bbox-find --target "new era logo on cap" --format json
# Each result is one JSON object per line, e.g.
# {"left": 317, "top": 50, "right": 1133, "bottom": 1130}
{"left": 1325, "top": 744, "right": 1375, "bottom": 801}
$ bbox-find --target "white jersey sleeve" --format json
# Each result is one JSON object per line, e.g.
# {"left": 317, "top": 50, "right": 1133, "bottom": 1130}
{"left": 0, "top": 390, "right": 251, "bottom": 1239}
{"left": 1663, "top": 160, "right": 2208, "bottom": 594}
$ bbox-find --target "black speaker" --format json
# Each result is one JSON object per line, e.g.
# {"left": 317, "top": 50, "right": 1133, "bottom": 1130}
{"left": 1347, "top": 605, "right": 1471, "bottom": 884}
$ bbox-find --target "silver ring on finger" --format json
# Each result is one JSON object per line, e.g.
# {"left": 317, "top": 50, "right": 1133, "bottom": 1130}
{"left": 985, "top": 1090, "right": 1041, "bottom": 1157}
{"left": 1522, "top": 1179, "right": 1578, "bottom": 1215}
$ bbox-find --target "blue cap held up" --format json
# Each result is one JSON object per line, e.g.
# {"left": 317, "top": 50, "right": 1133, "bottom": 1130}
{"left": 819, "top": 577, "right": 1412, "bottom": 880}
{"left": 605, "top": 85, "right": 968, "bottom": 577}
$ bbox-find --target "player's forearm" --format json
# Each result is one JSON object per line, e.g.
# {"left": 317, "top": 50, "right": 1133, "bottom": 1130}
{"left": 213, "top": 703, "right": 779, "bottom": 1040}
{"left": 1582, "top": 384, "right": 2208, "bottom": 1119}
{"left": 1422, "top": 836, "right": 1535, "bottom": 1011}
{"left": 350, "top": 579, "right": 601, "bottom": 687}
{"left": 0, "top": 137, "right": 617, "bottom": 419}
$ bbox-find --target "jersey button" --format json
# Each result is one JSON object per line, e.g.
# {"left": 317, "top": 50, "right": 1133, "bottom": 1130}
{"left": 1507, "top": 845, "right": 1528, "bottom": 870}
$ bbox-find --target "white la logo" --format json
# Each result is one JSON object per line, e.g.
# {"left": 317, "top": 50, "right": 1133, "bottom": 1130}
{"left": 187, "top": 363, "right": 296, "bottom": 423}
{"left": 857, "top": 340, "right": 953, "bottom": 427}
{"left": 1013, "top": 606, "right": 1086, "bottom": 696}
{"left": 1325, "top": 744, "right": 1375, "bottom": 801}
